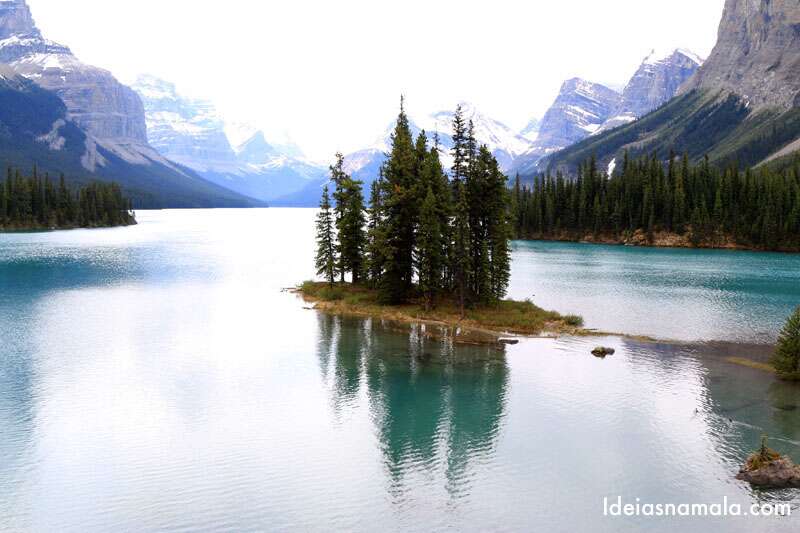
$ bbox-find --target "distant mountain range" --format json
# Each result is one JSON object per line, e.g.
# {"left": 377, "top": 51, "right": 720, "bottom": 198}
{"left": 0, "top": 0, "right": 259, "bottom": 208}
{"left": 511, "top": 49, "right": 703, "bottom": 177}
{"left": 538, "top": 0, "right": 800, "bottom": 177}
{"left": 131, "top": 75, "right": 326, "bottom": 203}
{"left": 275, "top": 102, "right": 537, "bottom": 206}
{"left": 1, "top": 0, "right": 797, "bottom": 208}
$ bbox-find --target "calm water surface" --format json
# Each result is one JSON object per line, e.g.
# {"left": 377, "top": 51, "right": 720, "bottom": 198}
{"left": 0, "top": 209, "right": 798, "bottom": 532}
{"left": 510, "top": 240, "right": 800, "bottom": 343}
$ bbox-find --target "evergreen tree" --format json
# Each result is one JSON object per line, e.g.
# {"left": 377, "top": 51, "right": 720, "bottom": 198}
{"left": 0, "top": 170, "right": 134, "bottom": 230}
{"left": 451, "top": 105, "right": 468, "bottom": 186}
{"left": 315, "top": 185, "right": 337, "bottom": 287}
{"left": 772, "top": 307, "right": 800, "bottom": 380}
{"left": 514, "top": 153, "right": 800, "bottom": 252}
{"left": 416, "top": 187, "right": 443, "bottom": 310}
{"left": 365, "top": 176, "right": 386, "bottom": 285}
{"left": 380, "top": 97, "right": 418, "bottom": 303}
{"left": 452, "top": 180, "right": 471, "bottom": 317}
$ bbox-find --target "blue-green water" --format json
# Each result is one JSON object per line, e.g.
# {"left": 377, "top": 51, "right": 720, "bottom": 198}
{"left": 0, "top": 209, "right": 799, "bottom": 532}
{"left": 509, "top": 240, "right": 800, "bottom": 343}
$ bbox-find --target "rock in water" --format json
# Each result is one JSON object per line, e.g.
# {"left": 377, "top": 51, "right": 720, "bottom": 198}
{"left": 737, "top": 456, "right": 800, "bottom": 488}
{"left": 591, "top": 347, "right": 616, "bottom": 358}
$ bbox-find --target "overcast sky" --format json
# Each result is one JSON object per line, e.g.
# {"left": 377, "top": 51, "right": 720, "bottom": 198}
{"left": 28, "top": 0, "right": 725, "bottom": 161}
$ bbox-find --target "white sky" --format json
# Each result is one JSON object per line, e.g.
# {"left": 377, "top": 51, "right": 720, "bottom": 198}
{"left": 28, "top": 0, "right": 725, "bottom": 162}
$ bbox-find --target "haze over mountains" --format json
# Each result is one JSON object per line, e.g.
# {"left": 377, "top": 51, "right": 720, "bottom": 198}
{"left": 281, "top": 49, "right": 704, "bottom": 205}
{"left": 0, "top": 0, "right": 798, "bottom": 206}
{"left": 132, "top": 75, "right": 325, "bottom": 203}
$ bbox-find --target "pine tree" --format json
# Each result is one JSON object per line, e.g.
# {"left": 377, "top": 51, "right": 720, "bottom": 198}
{"left": 379, "top": 97, "right": 418, "bottom": 303}
{"left": 772, "top": 307, "right": 800, "bottom": 380}
{"left": 452, "top": 180, "right": 471, "bottom": 317}
{"left": 315, "top": 185, "right": 337, "bottom": 287}
{"left": 365, "top": 176, "right": 386, "bottom": 286}
{"left": 416, "top": 187, "right": 443, "bottom": 310}
{"left": 451, "top": 105, "right": 468, "bottom": 186}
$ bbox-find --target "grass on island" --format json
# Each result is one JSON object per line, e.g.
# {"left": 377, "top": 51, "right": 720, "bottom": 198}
{"left": 725, "top": 357, "right": 776, "bottom": 374}
{"left": 298, "top": 281, "right": 584, "bottom": 337}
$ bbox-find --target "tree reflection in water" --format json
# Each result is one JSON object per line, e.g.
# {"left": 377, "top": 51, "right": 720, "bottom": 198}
{"left": 315, "top": 314, "right": 509, "bottom": 499}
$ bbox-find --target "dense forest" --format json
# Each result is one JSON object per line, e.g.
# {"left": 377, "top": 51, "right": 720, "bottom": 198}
{"left": 513, "top": 153, "right": 800, "bottom": 251}
{"left": 0, "top": 168, "right": 136, "bottom": 230}
{"left": 316, "top": 101, "right": 512, "bottom": 312}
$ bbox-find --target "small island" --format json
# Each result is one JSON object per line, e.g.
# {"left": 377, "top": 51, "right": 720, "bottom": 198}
{"left": 302, "top": 101, "right": 583, "bottom": 346}
{"left": 298, "top": 281, "right": 584, "bottom": 345}
{"left": 1, "top": 169, "right": 136, "bottom": 231}
{"left": 737, "top": 436, "right": 800, "bottom": 488}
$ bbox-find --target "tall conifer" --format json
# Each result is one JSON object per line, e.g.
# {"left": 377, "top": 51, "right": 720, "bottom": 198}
{"left": 315, "top": 185, "right": 337, "bottom": 287}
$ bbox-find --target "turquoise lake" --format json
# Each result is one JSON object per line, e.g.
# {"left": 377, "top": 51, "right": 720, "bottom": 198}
{"left": 0, "top": 208, "right": 799, "bottom": 532}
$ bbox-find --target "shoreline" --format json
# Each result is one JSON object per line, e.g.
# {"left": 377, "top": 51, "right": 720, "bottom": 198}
{"left": 516, "top": 229, "right": 800, "bottom": 254}
{"left": 294, "top": 281, "right": 590, "bottom": 348}
{"left": 294, "top": 282, "right": 779, "bottom": 374}
{"left": 0, "top": 220, "right": 137, "bottom": 233}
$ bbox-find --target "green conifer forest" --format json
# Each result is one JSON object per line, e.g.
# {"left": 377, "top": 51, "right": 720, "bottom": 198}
{"left": 512, "top": 153, "right": 800, "bottom": 251}
{"left": 0, "top": 168, "right": 136, "bottom": 230}
{"left": 316, "top": 101, "right": 512, "bottom": 311}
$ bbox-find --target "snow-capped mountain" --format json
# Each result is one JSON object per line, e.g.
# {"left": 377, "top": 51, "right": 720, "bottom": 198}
{"left": 511, "top": 79, "right": 621, "bottom": 176}
{"left": 342, "top": 102, "right": 533, "bottom": 179}
{"left": 132, "top": 75, "right": 326, "bottom": 203}
{"left": 0, "top": 0, "right": 150, "bottom": 158}
{"left": 0, "top": 0, "right": 255, "bottom": 207}
{"left": 536, "top": 78, "right": 621, "bottom": 149}
{"left": 279, "top": 103, "right": 536, "bottom": 206}
{"left": 598, "top": 48, "right": 703, "bottom": 133}
{"left": 513, "top": 49, "right": 703, "bottom": 176}
{"left": 132, "top": 75, "right": 238, "bottom": 171}
{"left": 419, "top": 103, "right": 534, "bottom": 171}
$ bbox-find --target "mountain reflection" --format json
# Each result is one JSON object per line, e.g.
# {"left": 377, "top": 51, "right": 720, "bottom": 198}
{"left": 315, "top": 314, "right": 509, "bottom": 497}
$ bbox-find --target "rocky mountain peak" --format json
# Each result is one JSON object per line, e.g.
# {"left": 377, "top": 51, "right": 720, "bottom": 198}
{"left": 680, "top": 0, "right": 800, "bottom": 109}
{"left": 597, "top": 48, "right": 703, "bottom": 132}
{"left": 236, "top": 131, "right": 280, "bottom": 164}
{"left": 535, "top": 78, "right": 621, "bottom": 149}
{"left": 0, "top": 0, "right": 149, "bottom": 146}
{"left": 0, "top": 0, "right": 39, "bottom": 40}
{"left": 520, "top": 117, "right": 540, "bottom": 142}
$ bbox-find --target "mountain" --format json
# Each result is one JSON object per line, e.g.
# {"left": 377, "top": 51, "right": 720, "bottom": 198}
{"left": 276, "top": 103, "right": 535, "bottom": 206}
{"left": 0, "top": 0, "right": 257, "bottom": 207}
{"left": 0, "top": 63, "right": 258, "bottom": 207}
{"left": 598, "top": 48, "right": 703, "bottom": 133}
{"left": 132, "top": 75, "right": 327, "bottom": 204}
{"left": 519, "top": 118, "right": 540, "bottom": 142}
{"left": 132, "top": 75, "right": 238, "bottom": 170}
{"left": 419, "top": 103, "right": 534, "bottom": 171}
{"left": 537, "top": 0, "right": 800, "bottom": 176}
{"left": 679, "top": 0, "right": 800, "bottom": 110}
{"left": 511, "top": 79, "right": 621, "bottom": 176}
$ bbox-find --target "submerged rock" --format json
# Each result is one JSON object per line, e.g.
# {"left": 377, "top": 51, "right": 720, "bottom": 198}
{"left": 499, "top": 339, "right": 520, "bottom": 345}
{"left": 591, "top": 346, "right": 616, "bottom": 358}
